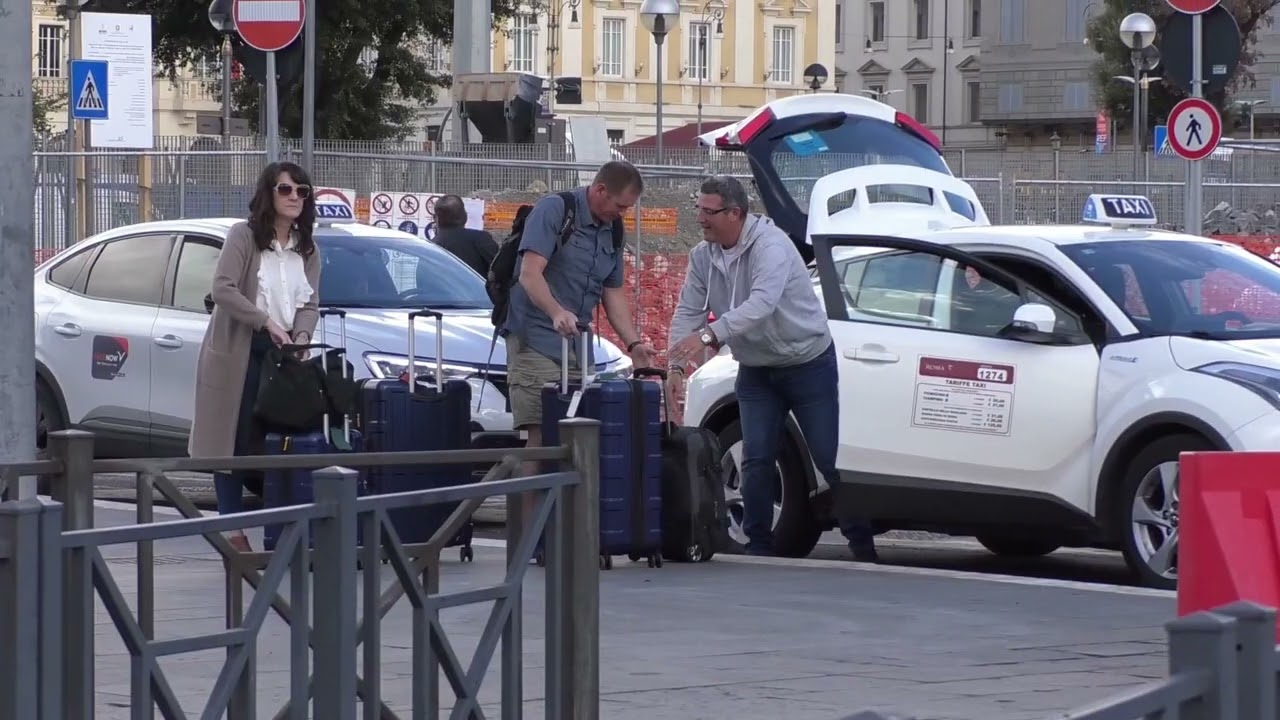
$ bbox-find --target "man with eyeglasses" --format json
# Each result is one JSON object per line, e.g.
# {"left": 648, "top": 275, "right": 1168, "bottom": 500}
{"left": 666, "top": 175, "right": 878, "bottom": 562}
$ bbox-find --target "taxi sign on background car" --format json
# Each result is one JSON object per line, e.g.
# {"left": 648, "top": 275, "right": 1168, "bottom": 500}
{"left": 1081, "top": 194, "right": 1158, "bottom": 228}
{"left": 314, "top": 186, "right": 358, "bottom": 224}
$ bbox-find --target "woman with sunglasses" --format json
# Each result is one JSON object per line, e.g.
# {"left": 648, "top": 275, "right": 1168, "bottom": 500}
{"left": 189, "top": 161, "right": 322, "bottom": 552}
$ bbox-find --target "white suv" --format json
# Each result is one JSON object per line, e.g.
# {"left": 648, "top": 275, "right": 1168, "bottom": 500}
{"left": 684, "top": 94, "right": 1280, "bottom": 590}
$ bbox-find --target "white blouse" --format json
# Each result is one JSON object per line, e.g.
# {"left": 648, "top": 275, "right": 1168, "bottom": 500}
{"left": 256, "top": 233, "right": 314, "bottom": 333}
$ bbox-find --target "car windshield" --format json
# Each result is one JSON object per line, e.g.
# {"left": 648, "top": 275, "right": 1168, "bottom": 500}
{"left": 315, "top": 232, "right": 493, "bottom": 309}
{"left": 1060, "top": 239, "right": 1280, "bottom": 339}
{"left": 763, "top": 114, "right": 954, "bottom": 213}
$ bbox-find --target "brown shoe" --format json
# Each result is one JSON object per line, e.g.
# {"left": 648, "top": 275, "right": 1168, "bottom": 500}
{"left": 227, "top": 534, "right": 253, "bottom": 553}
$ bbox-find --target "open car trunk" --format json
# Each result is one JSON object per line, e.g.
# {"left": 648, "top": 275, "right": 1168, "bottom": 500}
{"left": 697, "top": 94, "right": 991, "bottom": 263}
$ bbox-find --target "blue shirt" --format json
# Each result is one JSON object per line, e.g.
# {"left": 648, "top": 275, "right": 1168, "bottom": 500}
{"left": 501, "top": 187, "right": 623, "bottom": 366}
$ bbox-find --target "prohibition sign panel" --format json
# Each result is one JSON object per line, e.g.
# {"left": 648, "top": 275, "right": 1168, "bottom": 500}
{"left": 232, "top": 0, "right": 305, "bottom": 52}
{"left": 371, "top": 193, "right": 393, "bottom": 215}
{"left": 1165, "top": 0, "right": 1220, "bottom": 14}
{"left": 398, "top": 194, "right": 420, "bottom": 215}
{"left": 1167, "top": 97, "right": 1222, "bottom": 161}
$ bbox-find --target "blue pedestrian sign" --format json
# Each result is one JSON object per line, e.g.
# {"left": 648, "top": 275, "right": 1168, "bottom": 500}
{"left": 70, "top": 60, "right": 109, "bottom": 121}
{"left": 1153, "top": 125, "right": 1175, "bottom": 157}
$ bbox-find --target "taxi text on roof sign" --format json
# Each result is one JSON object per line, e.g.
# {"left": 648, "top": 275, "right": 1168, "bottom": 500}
{"left": 316, "top": 202, "right": 355, "bottom": 222}
{"left": 1081, "top": 194, "right": 1158, "bottom": 227}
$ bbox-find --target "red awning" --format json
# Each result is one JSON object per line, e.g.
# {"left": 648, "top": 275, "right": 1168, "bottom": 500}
{"left": 621, "top": 121, "right": 734, "bottom": 148}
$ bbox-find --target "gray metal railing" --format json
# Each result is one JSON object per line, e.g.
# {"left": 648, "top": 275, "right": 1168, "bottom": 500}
{"left": 0, "top": 418, "right": 603, "bottom": 720}
{"left": 858, "top": 600, "right": 1280, "bottom": 720}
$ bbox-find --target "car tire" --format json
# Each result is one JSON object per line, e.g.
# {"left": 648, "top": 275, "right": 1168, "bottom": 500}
{"left": 1116, "top": 433, "right": 1212, "bottom": 591}
{"left": 716, "top": 418, "right": 822, "bottom": 558}
{"left": 975, "top": 534, "right": 1060, "bottom": 558}
{"left": 36, "top": 380, "right": 65, "bottom": 495}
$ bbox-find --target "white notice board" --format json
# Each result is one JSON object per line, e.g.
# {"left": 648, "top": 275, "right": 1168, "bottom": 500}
{"left": 81, "top": 12, "right": 154, "bottom": 149}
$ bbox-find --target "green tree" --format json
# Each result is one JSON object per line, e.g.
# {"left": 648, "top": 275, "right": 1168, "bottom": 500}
{"left": 83, "top": 0, "right": 518, "bottom": 141}
{"left": 1086, "top": 0, "right": 1278, "bottom": 131}
{"left": 32, "top": 81, "right": 66, "bottom": 136}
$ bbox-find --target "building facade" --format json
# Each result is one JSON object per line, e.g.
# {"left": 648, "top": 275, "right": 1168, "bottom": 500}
{"left": 488, "top": 0, "right": 839, "bottom": 144}
{"left": 838, "top": 0, "right": 1280, "bottom": 149}
{"left": 836, "top": 0, "right": 993, "bottom": 147}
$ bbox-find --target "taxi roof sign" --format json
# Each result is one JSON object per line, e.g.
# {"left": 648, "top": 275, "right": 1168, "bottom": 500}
{"left": 1081, "top": 194, "right": 1158, "bottom": 228}
{"left": 316, "top": 202, "right": 355, "bottom": 223}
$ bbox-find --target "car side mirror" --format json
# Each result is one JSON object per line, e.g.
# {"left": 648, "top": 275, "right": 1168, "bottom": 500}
{"left": 1012, "top": 303, "right": 1056, "bottom": 333}
{"left": 997, "top": 303, "right": 1073, "bottom": 345}
{"left": 204, "top": 293, "right": 214, "bottom": 314}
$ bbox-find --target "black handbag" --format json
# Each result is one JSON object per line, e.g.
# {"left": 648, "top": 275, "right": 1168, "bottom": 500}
{"left": 253, "top": 343, "right": 331, "bottom": 432}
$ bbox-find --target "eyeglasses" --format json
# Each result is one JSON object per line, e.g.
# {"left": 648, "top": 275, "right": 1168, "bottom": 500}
{"left": 275, "top": 183, "right": 311, "bottom": 198}
{"left": 695, "top": 205, "right": 731, "bottom": 216}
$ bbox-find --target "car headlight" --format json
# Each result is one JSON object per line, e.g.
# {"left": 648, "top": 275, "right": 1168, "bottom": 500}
{"left": 1194, "top": 362, "right": 1280, "bottom": 409}
{"left": 364, "top": 353, "right": 489, "bottom": 384}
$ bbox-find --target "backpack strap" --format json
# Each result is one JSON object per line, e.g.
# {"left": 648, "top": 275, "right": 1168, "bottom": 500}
{"left": 555, "top": 191, "right": 577, "bottom": 246}
{"left": 610, "top": 216, "right": 626, "bottom": 251}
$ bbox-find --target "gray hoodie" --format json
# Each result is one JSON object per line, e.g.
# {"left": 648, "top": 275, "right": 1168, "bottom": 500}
{"left": 668, "top": 214, "right": 832, "bottom": 368}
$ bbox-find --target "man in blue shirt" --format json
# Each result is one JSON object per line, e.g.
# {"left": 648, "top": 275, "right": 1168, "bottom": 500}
{"left": 503, "top": 161, "right": 657, "bottom": 514}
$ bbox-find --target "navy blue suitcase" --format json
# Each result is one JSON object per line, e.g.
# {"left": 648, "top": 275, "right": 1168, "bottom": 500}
{"left": 263, "top": 309, "right": 366, "bottom": 551}
{"left": 539, "top": 327, "right": 663, "bottom": 570}
{"left": 356, "top": 309, "right": 475, "bottom": 561}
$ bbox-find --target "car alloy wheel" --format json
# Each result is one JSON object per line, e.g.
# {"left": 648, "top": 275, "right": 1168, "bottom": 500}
{"left": 721, "top": 438, "right": 784, "bottom": 549}
{"left": 1130, "top": 459, "right": 1179, "bottom": 583}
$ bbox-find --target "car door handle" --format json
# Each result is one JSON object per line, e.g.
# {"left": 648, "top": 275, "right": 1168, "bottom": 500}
{"left": 844, "top": 347, "right": 900, "bottom": 363}
{"left": 53, "top": 323, "right": 81, "bottom": 338}
{"left": 153, "top": 334, "right": 183, "bottom": 349}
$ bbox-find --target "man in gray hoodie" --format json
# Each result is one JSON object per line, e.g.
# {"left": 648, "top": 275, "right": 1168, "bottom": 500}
{"left": 667, "top": 176, "right": 877, "bottom": 561}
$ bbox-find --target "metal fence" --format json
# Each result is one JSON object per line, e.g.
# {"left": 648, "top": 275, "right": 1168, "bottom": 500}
{"left": 0, "top": 418, "right": 604, "bottom": 719}
{"left": 30, "top": 133, "right": 1280, "bottom": 257}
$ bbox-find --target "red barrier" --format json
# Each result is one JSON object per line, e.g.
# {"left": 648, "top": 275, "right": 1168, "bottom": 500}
{"left": 1179, "top": 451, "right": 1280, "bottom": 638}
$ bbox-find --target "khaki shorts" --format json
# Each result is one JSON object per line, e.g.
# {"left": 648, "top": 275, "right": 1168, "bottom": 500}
{"left": 506, "top": 334, "right": 580, "bottom": 429}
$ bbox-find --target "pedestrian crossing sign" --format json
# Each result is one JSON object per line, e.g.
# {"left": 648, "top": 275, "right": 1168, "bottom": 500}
{"left": 1153, "top": 125, "right": 1175, "bottom": 157}
{"left": 70, "top": 60, "right": 109, "bottom": 121}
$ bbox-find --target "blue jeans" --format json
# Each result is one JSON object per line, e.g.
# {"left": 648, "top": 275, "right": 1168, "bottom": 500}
{"left": 736, "top": 342, "right": 873, "bottom": 554}
{"left": 213, "top": 330, "right": 274, "bottom": 515}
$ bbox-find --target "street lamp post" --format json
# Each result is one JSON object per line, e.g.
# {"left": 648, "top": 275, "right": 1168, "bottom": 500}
{"left": 640, "top": 0, "right": 680, "bottom": 164}
{"left": 694, "top": 1, "right": 725, "bottom": 139}
{"left": 1119, "top": 12, "right": 1157, "bottom": 183}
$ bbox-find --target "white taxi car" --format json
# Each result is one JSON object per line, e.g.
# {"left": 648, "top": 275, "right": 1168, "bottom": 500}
{"left": 683, "top": 94, "right": 1280, "bottom": 589}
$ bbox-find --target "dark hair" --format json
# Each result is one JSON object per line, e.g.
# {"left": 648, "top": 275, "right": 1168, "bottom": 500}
{"left": 248, "top": 161, "right": 317, "bottom": 257}
{"left": 699, "top": 175, "right": 750, "bottom": 216}
{"left": 592, "top": 160, "right": 644, "bottom": 196}
{"left": 435, "top": 194, "right": 467, "bottom": 229}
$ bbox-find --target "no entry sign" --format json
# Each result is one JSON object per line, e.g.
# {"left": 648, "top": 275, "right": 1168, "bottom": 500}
{"left": 232, "top": 0, "right": 305, "bottom": 52}
{"left": 1165, "top": 0, "right": 1220, "bottom": 14}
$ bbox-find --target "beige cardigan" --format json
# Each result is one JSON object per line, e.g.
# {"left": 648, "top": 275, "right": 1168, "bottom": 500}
{"left": 188, "top": 221, "right": 322, "bottom": 458}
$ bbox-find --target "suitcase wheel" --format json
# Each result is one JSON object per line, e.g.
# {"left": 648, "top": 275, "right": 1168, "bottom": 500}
{"left": 647, "top": 553, "right": 663, "bottom": 569}
{"left": 459, "top": 545, "right": 474, "bottom": 563}
{"left": 599, "top": 554, "right": 613, "bottom": 570}
{"left": 628, "top": 552, "right": 641, "bottom": 563}
{"left": 686, "top": 544, "right": 705, "bottom": 563}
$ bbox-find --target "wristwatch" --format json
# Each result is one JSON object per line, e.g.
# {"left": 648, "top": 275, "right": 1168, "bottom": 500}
{"left": 699, "top": 329, "right": 716, "bottom": 346}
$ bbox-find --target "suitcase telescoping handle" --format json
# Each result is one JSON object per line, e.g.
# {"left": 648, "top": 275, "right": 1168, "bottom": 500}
{"left": 632, "top": 367, "right": 673, "bottom": 424}
{"left": 559, "top": 322, "right": 592, "bottom": 395}
{"left": 406, "top": 309, "right": 445, "bottom": 395}
{"left": 318, "top": 307, "right": 351, "bottom": 444}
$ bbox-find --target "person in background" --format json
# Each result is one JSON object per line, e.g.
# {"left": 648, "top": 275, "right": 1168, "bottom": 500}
{"left": 666, "top": 175, "right": 878, "bottom": 562}
{"left": 188, "top": 162, "right": 323, "bottom": 553}
{"left": 433, "top": 194, "right": 498, "bottom": 278}
{"left": 502, "top": 161, "right": 657, "bottom": 535}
